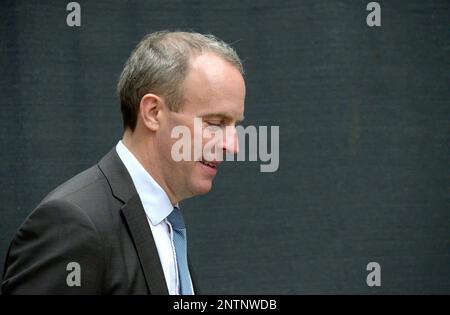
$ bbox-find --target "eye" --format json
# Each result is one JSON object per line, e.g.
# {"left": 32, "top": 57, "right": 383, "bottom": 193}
{"left": 207, "top": 121, "right": 223, "bottom": 127}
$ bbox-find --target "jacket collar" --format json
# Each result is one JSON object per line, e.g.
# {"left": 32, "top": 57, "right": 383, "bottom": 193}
{"left": 97, "top": 148, "right": 169, "bottom": 295}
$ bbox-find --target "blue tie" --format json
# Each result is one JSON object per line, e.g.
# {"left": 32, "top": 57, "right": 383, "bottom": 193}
{"left": 167, "top": 207, "right": 193, "bottom": 295}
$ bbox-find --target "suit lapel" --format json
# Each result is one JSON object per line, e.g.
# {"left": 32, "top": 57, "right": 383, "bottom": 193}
{"left": 121, "top": 195, "right": 169, "bottom": 295}
{"left": 188, "top": 257, "right": 200, "bottom": 294}
{"left": 98, "top": 148, "right": 169, "bottom": 295}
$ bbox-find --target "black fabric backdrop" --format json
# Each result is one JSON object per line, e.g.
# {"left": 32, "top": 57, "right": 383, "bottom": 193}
{"left": 0, "top": 0, "right": 449, "bottom": 294}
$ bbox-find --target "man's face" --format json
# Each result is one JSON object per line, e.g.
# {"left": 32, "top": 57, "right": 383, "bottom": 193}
{"left": 157, "top": 52, "right": 246, "bottom": 201}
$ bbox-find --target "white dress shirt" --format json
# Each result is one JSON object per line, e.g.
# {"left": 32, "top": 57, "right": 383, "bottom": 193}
{"left": 115, "top": 140, "right": 193, "bottom": 295}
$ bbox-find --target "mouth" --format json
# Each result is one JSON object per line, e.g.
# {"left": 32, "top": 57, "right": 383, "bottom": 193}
{"left": 199, "top": 159, "right": 218, "bottom": 169}
{"left": 198, "top": 158, "right": 221, "bottom": 173}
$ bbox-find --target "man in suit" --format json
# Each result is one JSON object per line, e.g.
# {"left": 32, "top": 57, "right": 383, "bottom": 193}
{"left": 1, "top": 31, "right": 246, "bottom": 294}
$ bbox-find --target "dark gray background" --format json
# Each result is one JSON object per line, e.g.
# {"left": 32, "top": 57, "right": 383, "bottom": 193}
{"left": 1, "top": 0, "right": 449, "bottom": 294}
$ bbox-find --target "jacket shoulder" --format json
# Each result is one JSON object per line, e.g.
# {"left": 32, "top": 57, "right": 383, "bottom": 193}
{"left": 40, "top": 164, "right": 119, "bottom": 219}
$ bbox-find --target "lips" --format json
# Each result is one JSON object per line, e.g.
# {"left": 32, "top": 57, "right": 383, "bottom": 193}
{"left": 200, "top": 160, "right": 216, "bottom": 168}
{"left": 199, "top": 158, "right": 221, "bottom": 169}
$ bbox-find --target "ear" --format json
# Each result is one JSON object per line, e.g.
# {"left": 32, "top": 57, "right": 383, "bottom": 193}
{"left": 139, "top": 93, "right": 164, "bottom": 131}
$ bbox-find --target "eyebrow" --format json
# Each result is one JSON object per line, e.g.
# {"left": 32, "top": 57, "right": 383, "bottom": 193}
{"left": 200, "top": 113, "right": 245, "bottom": 123}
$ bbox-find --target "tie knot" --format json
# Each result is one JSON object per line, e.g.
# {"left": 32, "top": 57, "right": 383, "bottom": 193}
{"left": 167, "top": 207, "right": 185, "bottom": 229}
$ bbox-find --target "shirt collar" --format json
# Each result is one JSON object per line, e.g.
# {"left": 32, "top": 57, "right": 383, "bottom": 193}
{"left": 115, "top": 140, "right": 175, "bottom": 225}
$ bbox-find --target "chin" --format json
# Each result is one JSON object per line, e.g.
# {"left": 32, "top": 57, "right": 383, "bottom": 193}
{"left": 190, "top": 180, "right": 213, "bottom": 196}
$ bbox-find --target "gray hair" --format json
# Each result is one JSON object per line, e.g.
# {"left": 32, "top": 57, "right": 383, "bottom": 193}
{"left": 117, "top": 31, "right": 244, "bottom": 131}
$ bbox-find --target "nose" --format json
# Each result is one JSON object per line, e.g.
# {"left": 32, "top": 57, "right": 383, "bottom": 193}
{"left": 221, "top": 125, "right": 239, "bottom": 155}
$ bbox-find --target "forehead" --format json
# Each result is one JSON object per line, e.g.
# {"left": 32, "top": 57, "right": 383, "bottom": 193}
{"left": 180, "top": 52, "right": 245, "bottom": 119}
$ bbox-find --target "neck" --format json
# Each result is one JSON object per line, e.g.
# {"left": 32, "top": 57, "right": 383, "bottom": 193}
{"left": 122, "top": 129, "right": 180, "bottom": 206}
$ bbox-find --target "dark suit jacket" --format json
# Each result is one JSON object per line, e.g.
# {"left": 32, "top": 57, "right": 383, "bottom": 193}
{"left": 1, "top": 148, "right": 198, "bottom": 294}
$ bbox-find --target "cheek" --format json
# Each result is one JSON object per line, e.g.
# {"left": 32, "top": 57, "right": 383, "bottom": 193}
{"left": 202, "top": 129, "right": 224, "bottom": 155}
{"left": 157, "top": 131, "right": 173, "bottom": 156}
{"left": 159, "top": 120, "right": 182, "bottom": 156}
